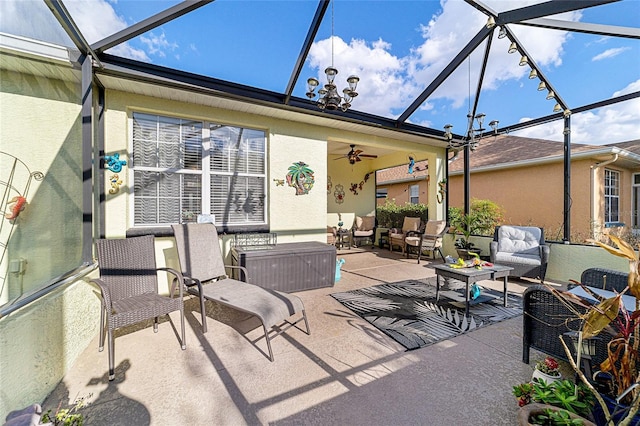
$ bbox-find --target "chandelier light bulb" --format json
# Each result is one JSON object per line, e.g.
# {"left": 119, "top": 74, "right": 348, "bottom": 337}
{"left": 508, "top": 42, "right": 517, "bottom": 54}
{"left": 528, "top": 69, "right": 538, "bottom": 79}
{"left": 497, "top": 26, "right": 507, "bottom": 39}
{"left": 537, "top": 81, "right": 546, "bottom": 91}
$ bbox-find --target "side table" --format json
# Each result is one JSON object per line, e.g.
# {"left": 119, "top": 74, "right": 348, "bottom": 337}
{"left": 336, "top": 229, "right": 351, "bottom": 249}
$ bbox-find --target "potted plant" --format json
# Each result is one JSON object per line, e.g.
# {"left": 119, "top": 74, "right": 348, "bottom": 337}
{"left": 513, "top": 379, "right": 596, "bottom": 425}
{"left": 548, "top": 235, "right": 640, "bottom": 425}
{"left": 448, "top": 200, "right": 504, "bottom": 260}
{"left": 450, "top": 213, "right": 482, "bottom": 259}
{"left": 532, "top": 357, "right": 562, "bottom": 384}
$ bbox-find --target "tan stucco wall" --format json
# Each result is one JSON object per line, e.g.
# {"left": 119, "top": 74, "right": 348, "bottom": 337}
{"left": 447, "top": 158, "right": 628, "bottom": 241}
{"left": 379, "top": 178, "right": 429, "bottom": 206}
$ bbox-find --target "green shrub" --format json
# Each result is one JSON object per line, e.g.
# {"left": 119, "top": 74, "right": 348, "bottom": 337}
{"left": 449, "top": 198, "right": 504, "bottom": 237}
{"left": 376, "top": 199, "right": 428, "bottom": 229}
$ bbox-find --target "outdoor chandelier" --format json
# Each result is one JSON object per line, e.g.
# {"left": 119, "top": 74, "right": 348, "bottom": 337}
{"left": 306, "top": 0, "right": 360, "bottom": 112}
{"left": 444, "top": 113, "right": 499, "bottom": 151}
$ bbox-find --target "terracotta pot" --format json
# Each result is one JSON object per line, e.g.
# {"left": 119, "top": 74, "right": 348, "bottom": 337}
{"left": 517, "top": 403, "right": 596, "bottom": 426}
{"left": 531, "top": 368, "right": 561, "bottom": 384}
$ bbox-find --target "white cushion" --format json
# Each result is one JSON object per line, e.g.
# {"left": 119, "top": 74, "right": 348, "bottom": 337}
{"left": 354, "top": 230, "right": 374, "bottom": 237}
{"left": 495, "top": 252, "right": 541, "bottom": 266}
{"left": 497, "top": 226, "right": 541, "bottom": 255}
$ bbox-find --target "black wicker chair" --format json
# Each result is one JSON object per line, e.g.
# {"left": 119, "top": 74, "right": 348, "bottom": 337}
{"left": 522, "top": 267, "right": 629, "bottom": 367}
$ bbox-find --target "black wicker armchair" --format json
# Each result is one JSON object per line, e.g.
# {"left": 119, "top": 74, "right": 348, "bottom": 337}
{"left": 522, "top": 267, "right": 629, "bottom": 366}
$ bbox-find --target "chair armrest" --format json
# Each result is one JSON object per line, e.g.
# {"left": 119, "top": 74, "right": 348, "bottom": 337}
{"left": 489, "top": 241, "right": 498, "bottom": 263}
{"left": 158, "top": 267, "right": 185, "bottom": 298}
{"left": 405, "top": 230, "right": 421, "bottom": 238}
{"left": 225, "top": 264, "right": 249, "bottom": 282}
{"left": 539, "top": 244, "right": 550, "bottom": 263}
{"left": 89, "top": 277, "right": 112, "bottom": 312}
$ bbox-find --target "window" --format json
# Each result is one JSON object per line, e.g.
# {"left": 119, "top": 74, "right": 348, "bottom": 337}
{"left": 604, "top": 169, "right": 620, "bottom": 223}
{"left": 409, "top": 184, "right": 419, "bottom": 204}
{"left": 132, "top": 112, "right": 267, "bottom": 228}
{"left": 376, "top": 188, "right": 388, "bottom": 199}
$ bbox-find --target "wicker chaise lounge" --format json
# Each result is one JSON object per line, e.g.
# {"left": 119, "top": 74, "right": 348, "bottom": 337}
{"left": 522, "top": 267, "right": 629, "bottom": 366}
{"left": 172, "top": 223, "right": 310, "bottom": 361}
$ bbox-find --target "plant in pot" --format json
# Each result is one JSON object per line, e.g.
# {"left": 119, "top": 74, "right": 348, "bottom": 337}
{"left": 513, "top": 378, "right": 596, "bottom": 425}
{"left": 532, "top": 356, "right": 562, "bottom": 384}
{"left": 448, "top": 200, "right": 503, "bottom": 260}
{"left": 547, "top": 236, "right": 640, "bottom": 425}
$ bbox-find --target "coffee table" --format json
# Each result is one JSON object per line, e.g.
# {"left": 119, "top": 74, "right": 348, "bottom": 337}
{"left": 432, "top": 264, "right": 513, "bottom": 317}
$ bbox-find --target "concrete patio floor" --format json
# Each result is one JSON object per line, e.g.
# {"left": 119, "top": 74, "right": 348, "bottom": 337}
{"left": 44, "top": 247, "right": 553, "bottom": 425}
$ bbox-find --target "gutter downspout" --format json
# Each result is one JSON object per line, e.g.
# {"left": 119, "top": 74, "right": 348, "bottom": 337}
{"left": 590, "top": 154, "right": 618, "bottom": 239}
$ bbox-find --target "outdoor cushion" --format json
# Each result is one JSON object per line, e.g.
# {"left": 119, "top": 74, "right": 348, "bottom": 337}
{"left": 356, "top": 215, "right": 375, "bottom": 231}
{"left": 494, "top": 252, "right": 542, "bottom": 266}
{"left": 497, "top": 225, "right": 541, "bottom": 255}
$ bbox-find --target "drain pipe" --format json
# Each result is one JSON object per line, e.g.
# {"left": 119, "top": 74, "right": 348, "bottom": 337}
{"left": 590, "top": 154, "right": 618, "bottom": 239}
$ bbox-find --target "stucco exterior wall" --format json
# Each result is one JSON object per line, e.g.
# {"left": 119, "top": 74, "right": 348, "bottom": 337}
{"left": 0, "top": 61, "right": 100, "bottom": 418}
{"left": 449, "top": 159, "right": 600, "bottom": 241}
{"left": 379, "top": 178, "right": 429, "bottom": 206}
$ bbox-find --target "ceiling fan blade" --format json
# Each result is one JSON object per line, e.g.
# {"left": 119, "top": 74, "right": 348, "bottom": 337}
{"left": 358, "top": 154, "right": 378, "bottom": 158}
{"left": 355, "top": 156, "right": 362, "bottom": 162}
{"left": 353, "top": 149, "right": 363, "bottom": 156}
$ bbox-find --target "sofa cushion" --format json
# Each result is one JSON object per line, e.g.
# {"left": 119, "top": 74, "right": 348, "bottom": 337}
{"left": 356, "top": 215, "right": 375, "bottom": 231}
{"left": 495, "top": 252, "right": 542, "bottom": 266}
{"left": 497, "top": 226, "right": 541, "bottom": 255}
{"left": 354, "top": 229, "right": 374, "bottom": 237}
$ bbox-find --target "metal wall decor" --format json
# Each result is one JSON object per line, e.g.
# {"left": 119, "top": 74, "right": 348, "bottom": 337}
{"left": 333, "top": 184, "right": 345, "bottom": 204}
{"left": 327, "top": 176, "right": 333, "bottom": 193}
{"left": 349, "top": 172, "right": 372, "bottom": 196}
{"left": 286, "top": 161, "right": 315, "bottom": 195}
{"left": 104, "top": 153, "right": 127, "bottom": 173}
{"left": 109, "top": 173, "right": 123, "bottom": 194}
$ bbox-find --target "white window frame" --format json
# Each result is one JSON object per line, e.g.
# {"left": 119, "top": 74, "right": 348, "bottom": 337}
{"left": 129, "top": 112, "right": 267, "bottom": 229}
{"left": 604, "top": 168, "right": 620, "bottom": 224}
{"left": 409, "top": 184, "right": 419, "bottom": 204}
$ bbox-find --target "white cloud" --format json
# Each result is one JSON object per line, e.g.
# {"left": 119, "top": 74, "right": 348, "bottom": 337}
{"left": 592, "top": 47, "right": 630, "bottom": 62}
{"left": 140, "top": 31, "right": 178, "bottom": 58}
{"left": 307, "top": 0, "right": 582, "bottom": 119}
{"left": 512, "top": 79, "right": 640, "bottom": 144}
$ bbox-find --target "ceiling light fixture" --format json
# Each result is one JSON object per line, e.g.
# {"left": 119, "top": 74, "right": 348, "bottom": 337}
{"left": 529, "top": 69, "right": 538, "bottom": 79}
{"left": 553, "top": 103, "right": 562, "bottom": 113}
{"left": 508, "top": 42, "right": 517, "bottom": 54}
{"left": 443, "top": 113, "right": 498, "bottom": 151}
{"left": 537, "top": 81, "right": 547, "bottom": 91}
{"left": 546, "top": 90, "right": 555, "bottom": 100}
{"left": 306, "top": 0, "right": 359, "bottom": 112}
{"left": 519, "top": 56, "right": 528, "bottom": 66}
{"left": 486, "top": 16, "right": 496, "bottom": 29}
{"left": 497, "top": 26, "right": 507, "bottom": 39}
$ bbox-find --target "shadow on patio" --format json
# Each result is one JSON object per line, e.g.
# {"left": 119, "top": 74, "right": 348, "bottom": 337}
{"left": 43, "top": 249, "right": 544, "bottom": 426}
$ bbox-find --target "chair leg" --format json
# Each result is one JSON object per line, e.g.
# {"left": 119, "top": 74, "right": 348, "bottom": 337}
{"left": 108, "top": 328, "right": 115, "bottom": 381}
{"left": 154, "top": 317, "right": 159, "bottom": 333}
{"left": 99, "top": 304, "right": 106, "bottom": 352}
{"left": 437, "top": 248, "right": 445, "bottom": 262}
{"left": 302, "top": 309, "right": 311, "bottom": 335}
{"left": 199, "top": 295, "right": 208, "bottom": 333}
{"left": 180, "top": 305, "right": 186, "bottom": 350}
{"left": 263, "top": 324, "right": 274, "bottom": 362}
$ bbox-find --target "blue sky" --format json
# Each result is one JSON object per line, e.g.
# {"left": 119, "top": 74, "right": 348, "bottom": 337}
{"left": 2, "top": 0, "right": 639, "bottom": 145}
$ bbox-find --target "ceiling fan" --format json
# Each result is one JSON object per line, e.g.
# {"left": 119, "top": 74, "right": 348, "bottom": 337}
{"left": 337, "top": 144, "right": 378, "bottom": 165}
